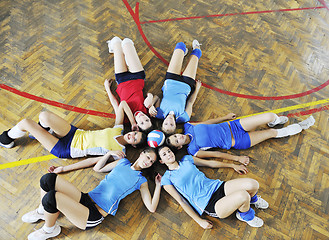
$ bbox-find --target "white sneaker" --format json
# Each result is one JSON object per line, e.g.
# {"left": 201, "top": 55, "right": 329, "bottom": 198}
{"left": 121, "top": 38, "right": 134, "bottom": 47}
{"left": 28, "top": 224, "right": 61, "bottom": 240}
{"left": 106, "top": 36, "right": 122, "bottom": 53}
{"left": 268, "top": 116, "right": 289, "bottom": 127}
{"left": 236, "top": 212, "right": 264, "bottom": 227}
{"left": 0, "top": 141, "right": 14, "bottom": 149}
{"left": 0, "top": 130, "right": 15, "bottom": 148}
{"left": 192, "top": 39, "right": 202, "bottom": 50}
{"left": 22, "top": 209, "right": 45, "bottom": 223}
{"left": 298, "top": 116, "right": 315, "bottom": 130}
{"left": 251, "top": 196, "right": 269, "bottom": 209}
{"left": 276, "top": 123, "right": 302, "bottom": 138}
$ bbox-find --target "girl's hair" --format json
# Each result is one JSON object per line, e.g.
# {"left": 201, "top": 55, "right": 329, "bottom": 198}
{"left": 139, "top": 118, "right": 155, "bottom": 134}
{"left": 140, "top": 147, "right": 158, "bottom": 179}
{"left": 165, "top": 136, "right": 179, "bottom": 152}
{"left": 134, "top": 132, "right": 147, "bottom": 148}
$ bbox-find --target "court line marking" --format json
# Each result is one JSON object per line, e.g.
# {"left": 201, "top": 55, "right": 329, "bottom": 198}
{"left": 1, "top": 98, "right": 328, "bottom": 170}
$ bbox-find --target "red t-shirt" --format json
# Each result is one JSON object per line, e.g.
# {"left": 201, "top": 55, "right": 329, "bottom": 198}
{"left": 116, "top": 79, "right": 148, "bottom": 122}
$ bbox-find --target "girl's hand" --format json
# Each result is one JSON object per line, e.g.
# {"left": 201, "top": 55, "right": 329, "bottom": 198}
{"left": 198, "top": 219, "right": 213, "bottom": 229}
{"left": 131, "top": 123, "right": 139, "bottom": 131}
{"left": 195, "top": 79, "right": 202, "bottom": 91}
{"left": 110, "top": 150, "right": 126, "bottom": 159}
{"left": 155, "top": 173, "right": 162, "bottom": 185}
{"left": 237, "top": 156, "right": 250, "bottom": 165}
{"left": 144, "top": 93, "right": 153, "bottom": 108}
{"left": 226, "top": 113, "right": 236, "bottom": 120}
{"left": 233, "top": 164, "right": 248, "bottom": 175}
{"left": 149, "top": 106, "right": 157, "bottom": 117}
{"left": 48, "top": 166, "right": 64, "bottom": 174}
{"left": 104, "top": 79, "right": 113, "bottom": 91}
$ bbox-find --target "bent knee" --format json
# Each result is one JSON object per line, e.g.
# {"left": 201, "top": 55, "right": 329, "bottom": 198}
{"left": 39, "top": 111, "right": 53, "bottom": 123}
{"left": 265, "top": 112, "right": 277, "bottom": 122}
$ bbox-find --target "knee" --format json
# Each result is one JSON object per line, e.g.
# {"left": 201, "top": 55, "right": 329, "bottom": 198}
{"left": 245, "top": 178, "right": 259, "bottom": 192}
{"left": 237, "top": 190, "right": 251, "bottom": 203}
{"left": 266, "top": 112, "right": 277, "bottom": 122}
{"left": 40, "top": 173, "right": 57, "bottom": 192}
{"left": 18, "top": 118, "right": 34, "bottom": 129}
{"left": 39, "top": 111, "right": 52, "bottom": 124}
{"left": 42, "top": 190, "right": 58, "bottom": 213}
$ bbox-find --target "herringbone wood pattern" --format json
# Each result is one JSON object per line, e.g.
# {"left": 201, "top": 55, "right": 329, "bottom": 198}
{"left": 1, "top": 0, "right": 329, "bottom": 239}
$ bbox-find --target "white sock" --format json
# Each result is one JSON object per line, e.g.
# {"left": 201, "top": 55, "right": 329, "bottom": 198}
{"left": 8, "top": 125, "right": 26, "bottom": 139}
{"left": 275, "top": 124, "right": 302, "bottom": 138}
{"left": 37, "top": 204, "right": 45, "bottom": 215}
{"left": 42, "top": 224, "right": 56, "bottom": 233}
{"left": 298, "top": 116, "right": 315, "bottom": 130}
{"left": 268, "top": 115, "right": 288, "bottom": 127}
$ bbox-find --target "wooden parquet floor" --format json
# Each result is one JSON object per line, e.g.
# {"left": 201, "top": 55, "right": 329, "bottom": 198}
{"left": 1, "top": 0, "right": 329, "bottom": 239}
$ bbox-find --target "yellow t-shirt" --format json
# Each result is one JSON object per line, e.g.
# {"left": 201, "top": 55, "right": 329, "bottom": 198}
{"left": 70, "top": 125, "right": 125, "bottom": 158}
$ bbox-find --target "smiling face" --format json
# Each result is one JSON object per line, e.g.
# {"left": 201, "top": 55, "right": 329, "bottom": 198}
{"left": 167, "top": 134, "right": 186, "bottom": 148}
{"left": 134, "top": 111, "right": 152, "bottom": 131}
{"left": 123, "top": 131, "right": 143, "bottom": 145}
{"left": 136, "top": 149, "right": 157, "bottom": 169}
{"left": 158, "top": 146, "right": 176, "bottom": 165}
{"left": 162, "top": 114, "right": 176, "bottom": 134}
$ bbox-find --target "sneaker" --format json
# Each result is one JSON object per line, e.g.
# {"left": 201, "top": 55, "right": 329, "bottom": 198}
{"left": 121, "top": 38, "right": 134, "bottom": 47}
{"left": 268, "top": 116, "right": 289, "bottom": 127}
{"left": 251, "top": 196, "right": 269, "bottom": 209}
{"left": 29, "top": 129, "right": 54, "bottom": 140}
{"left": 22, "top": 209, "right": 45, "bottom": 223}
{"left": 236, "top": 212, "right": 264, "bottom": 227}
{"left": 192, "top": 39, "right": 202, "bottom": 50}
{"left": 106, "top": 36, "right": 122, "bottom": 53}
{"left": 298, "top": 115, "right": 315, "bottom": 130}
{"left": 276, "top": 123, "right": 302, "bottom": 138}
{"left": 28, "top": 224, "right": 61, "bottom": 240}
{"left": 0, "top": 130, "right": 15, "bottom": 149}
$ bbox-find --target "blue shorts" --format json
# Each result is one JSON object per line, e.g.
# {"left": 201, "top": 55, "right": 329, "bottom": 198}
{"left": 230, "top": 119, "right": 251, "bottom": 149}
{"left": 50, "top": 125, "right": 78, "bottom": 158}
{"left": 115, "top": 70, "right": 145, "bottom": 84}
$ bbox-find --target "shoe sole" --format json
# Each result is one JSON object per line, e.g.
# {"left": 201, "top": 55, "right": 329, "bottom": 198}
{"left": 236, "top": 212, "right": 264, "bottom": 227}
{"left": 0, "top": 141, "right": 14, "bottom": 149}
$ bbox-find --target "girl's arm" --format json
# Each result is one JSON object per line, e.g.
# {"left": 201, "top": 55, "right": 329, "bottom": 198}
{"left": 190, "top": 113, "right": 236, "bottom": 125}
{"left": 120, "top": 101, "right": 138, "bottom": 130}
{"left": 93, "top": 151, "right": 124, "bottom": 172}
{"left": 163, "top": 185, "right": 213, "bottom": 229}
{"left": 104, "top": 79, "right": 119, "bottom": 113}
{"left": 192, "top": 156, "right": 248, "bottom": 175}
{"left": 144, "top": 93, "right": 161, "bottom": 117}
{"left": 185, "top": 80, "right": 202, "bottom": 118}
{"left": 139, "top": 174, "right": 162, "bottom": 213}
{"left": 196, "top": 150, "right": 250, "bottom": 166}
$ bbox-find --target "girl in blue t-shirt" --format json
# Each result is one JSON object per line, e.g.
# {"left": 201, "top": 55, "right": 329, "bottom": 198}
{"left": 158, "top": 146, "right": 268, "bottom": 229}
{"left": 166, "top": 112, "right": 315, "bottom": 165}
{"left": 21, "top": 147, "right": 161, "bottom": 239}
{"left": 147, "top": 40, "right": 203, "bottom": 135}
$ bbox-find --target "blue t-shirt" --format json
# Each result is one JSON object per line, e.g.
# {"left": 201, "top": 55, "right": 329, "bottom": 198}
{"left": 184, "top": 122, "right": 232, "bottom": 156}
{"left": 161, "top": 155, "right": 223, "bottom": 215}
{"left": 88, "top": 158, "right": 147, "bottom": 215}
{"left": 156, "top": 79, "right": 191, "bottom": 123}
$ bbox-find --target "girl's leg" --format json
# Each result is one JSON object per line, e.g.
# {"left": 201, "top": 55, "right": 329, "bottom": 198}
{"left": 110, "top": 37, "right": 127, "bottom": 74}
{"left": 38, "top": 111, "right": 71, "bottom": 137}
{"left": 214, "top": 190, "right": 251, "bottom": 218}
{"left": 239, "top": 112, "right": 277, "bottom": 132}
{"left": 182, "top": 40, "right": 202, "bottom": 79}
{"left": 224, "top": 178, "right": 259, "bottom": 196}
{"left": 122, "top": 38, "right": 144, "bottom": 73}
{"left": 248, "top": 129, "right": 278, "bottom": 147}
{"left": 167, "top": 42, "right": 187, "bottom": 74}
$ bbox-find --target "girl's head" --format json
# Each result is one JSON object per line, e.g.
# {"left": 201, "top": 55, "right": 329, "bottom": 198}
{"left": 135, "top": 147, "right": 158, "bottom": 169}
{"left": 166, "top": 134, "right": 186, "bottom": 150}
{"left": 134, "top": 111, "right": 153, "bottom": 132}
{"left": 123, "top": 131, "right": 147, "bottom": 148}
{"left": 162, "top": 113, "right": 176, "bottom": 135}
{"left": 158, "top": 145, "right": 176, "bottom": 165}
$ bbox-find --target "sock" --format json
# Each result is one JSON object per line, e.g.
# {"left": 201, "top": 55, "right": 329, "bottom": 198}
{"left": 37, "top": 204, "right": 45, "bottom": 215}
{"left": 298, "top": 116, "right": 315, "bottom": 130}
{"left": 250, "top": 194, "right": 258, "bottom": 203}
{"left": 8, "top": 125, "right": 26, "bottom": 139}
{"left": 191, "top": 48, "right": 202, "bottom": 59}
{"left": 174, "top": 42, "right": 187, "bottom": 53}
{"left": 275, "top": 124, "right": 302, "bottom": 138}
{"left": 42, "top": 224, "right": 56, "bottom": 233}
{"left": 238, "top": 208, "right": 255, "bottom": 221}
{"left": 268, "top": 115, "right": 288, "bottom": 127}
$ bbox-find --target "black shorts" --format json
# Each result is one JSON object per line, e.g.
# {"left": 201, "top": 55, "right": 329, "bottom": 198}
{"left": 165, "top": 72, "right": 196, "bottom": 93}
{"left": 203, "top": 182, "right": 226, "bottom": 218}
{"left": 115, "top": 70, "right": 146, "bottom": 84}
{"left": 80, "top": 193, "right": 104, "bottom": 230}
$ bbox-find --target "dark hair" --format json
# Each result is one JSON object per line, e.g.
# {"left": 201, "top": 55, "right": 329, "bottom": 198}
{"left": 134, "top": 132, "right": 147, "bottom": 148}
{"left": 140, "top": 147, "right": 158, "bottom": 179}
{"left": 165, "top": 135, "right": 179, "bottom": 152}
